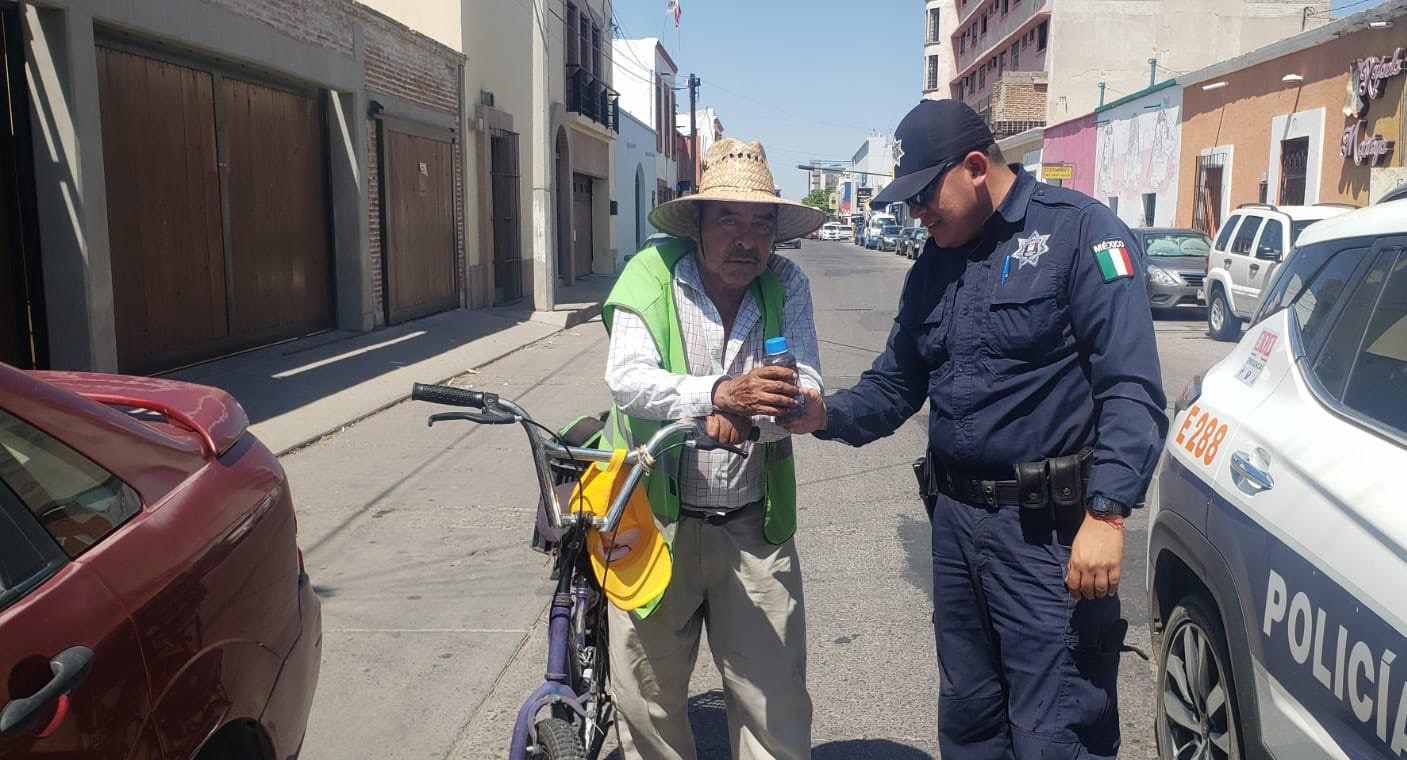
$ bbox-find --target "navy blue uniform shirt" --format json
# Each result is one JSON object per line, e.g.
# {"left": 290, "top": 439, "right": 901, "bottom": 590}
{"left": 818, "top": 168, "right": 1168, "bottom": 506}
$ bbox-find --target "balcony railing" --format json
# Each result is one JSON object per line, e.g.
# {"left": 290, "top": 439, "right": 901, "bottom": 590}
{"left": 566, "top": 65, "right": 619, "bottom": 133}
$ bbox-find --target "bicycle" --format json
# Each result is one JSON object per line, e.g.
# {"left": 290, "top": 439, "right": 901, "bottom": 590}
{"left": 410, "top": 382, "right": 751, "bottom": 760}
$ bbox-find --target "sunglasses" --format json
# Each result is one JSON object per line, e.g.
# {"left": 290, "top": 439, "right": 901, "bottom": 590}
{"left": 905, "top": 160, "right": 961, "bottom": 209}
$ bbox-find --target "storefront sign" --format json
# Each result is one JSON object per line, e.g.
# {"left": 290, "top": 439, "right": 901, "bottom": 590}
{"left": 1346, "top": 47, "right": 1406, "bottom": 119}
{"left": 1041, "top": 163, "right": 1073, "bottom": 180}
{"left": 1341, "top": 120, "right": 1396, "bottom": 167}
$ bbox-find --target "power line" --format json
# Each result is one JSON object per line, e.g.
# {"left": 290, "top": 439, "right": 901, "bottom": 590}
{"left": 699, "top": 77, "right": 876, "bottom": 134}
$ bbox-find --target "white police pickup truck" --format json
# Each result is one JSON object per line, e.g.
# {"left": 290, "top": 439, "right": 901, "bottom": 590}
{"left": 1147, "top": 185, "right": 1407, "bottom": 760}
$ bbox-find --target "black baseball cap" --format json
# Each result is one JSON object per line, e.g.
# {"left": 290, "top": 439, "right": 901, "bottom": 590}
{"left": 871, "top": 99, "right": 995, "bottom": 210}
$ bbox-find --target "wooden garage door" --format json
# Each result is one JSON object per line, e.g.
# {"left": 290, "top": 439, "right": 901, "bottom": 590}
{"left": 383, "top": 128, "right": 456, "bottom": 324}
{"left": 97, "top": 46, "right": 331, "bottom": 373}
{"left": 221, "top": 78, "right": 332, "bottom": 340}
{"left": 99, "top": 49, "right": 228, "bottom": 372}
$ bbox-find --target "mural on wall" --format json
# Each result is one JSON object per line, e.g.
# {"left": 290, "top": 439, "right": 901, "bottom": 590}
{"left": 1095, "top": 93, "right": 1180, "bottom": 200}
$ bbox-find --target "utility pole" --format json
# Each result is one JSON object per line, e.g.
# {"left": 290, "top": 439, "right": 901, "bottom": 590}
{"left": 1098, "top": 81, "right": 1106, "bottom": 108}
{"left": 1149, "top": 57, "right": 1158, "bottom": 88}
{"left": 688, "top": 73, "right": 700, "bottom": 194}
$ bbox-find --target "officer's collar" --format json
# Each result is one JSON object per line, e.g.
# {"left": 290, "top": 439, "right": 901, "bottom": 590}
{"left": 993, "top": 165, "right": 1035, "bottom": 225}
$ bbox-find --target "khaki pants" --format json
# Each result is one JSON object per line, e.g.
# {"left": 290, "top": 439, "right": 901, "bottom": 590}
{"left": 608, "top": 503, "right": 811, "bottom": 760}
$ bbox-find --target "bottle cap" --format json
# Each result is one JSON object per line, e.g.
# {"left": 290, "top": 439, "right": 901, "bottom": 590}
{"left": 764, "top": 337, "right": 790, "bottom": 355}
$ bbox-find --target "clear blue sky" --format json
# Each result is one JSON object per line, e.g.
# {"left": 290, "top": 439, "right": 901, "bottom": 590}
{"left": 614, "top": 0, "right": 921, "bottom": 201}
{"left": 614, "top": 0, "right": 1389, "bottom": 201}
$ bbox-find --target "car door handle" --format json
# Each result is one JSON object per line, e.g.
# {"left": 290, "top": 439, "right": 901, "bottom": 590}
{"left": 1249, "top": 263, "right": 1261, "bottom": 273}
{"left": 1230, "top": 451, "right": 1274, "bottom": 493}
{"left": 0, "top": 646, "right": 94, "bottom": 737}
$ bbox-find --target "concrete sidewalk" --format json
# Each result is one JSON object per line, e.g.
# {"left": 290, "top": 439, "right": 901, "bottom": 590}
{"left": 168, "top": 275, "right": 615, "bottom": 455}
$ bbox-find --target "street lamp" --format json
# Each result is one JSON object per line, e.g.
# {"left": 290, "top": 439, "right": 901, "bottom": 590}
{"left": 796, "top": 164, "right": 894, "bottom": 178}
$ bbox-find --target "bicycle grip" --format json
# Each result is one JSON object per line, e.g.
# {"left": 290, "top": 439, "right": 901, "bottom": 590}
{"left": 411, "top": 383, "right": 491, "bottom": 409}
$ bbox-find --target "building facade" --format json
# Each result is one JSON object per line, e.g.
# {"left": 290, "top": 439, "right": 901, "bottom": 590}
{"left": 5, "top": 0, "right": 469, "bottom": 373}
{"left": 1093, "top": 80, "right": 1183, "bottom": 228}
{"left": 612, "top": 110, "right": 657, "bottom": 266}
{"left": 926, "top": 0, "right": 1328, "bottom": 137}
{"left": 1177, "top": 1, "right": 1407, "bottom": 235}
{"left": 923, "top": 0, "right": 959, "bottom": 99}
{"left": 1039, "top": 112, "right": 1097, "bottom": 195}
{"left": 613, "top": 37, "right": 680, "bottom": 232}
{"left": 678, "top": 107, "right": 723, "bottom": 191}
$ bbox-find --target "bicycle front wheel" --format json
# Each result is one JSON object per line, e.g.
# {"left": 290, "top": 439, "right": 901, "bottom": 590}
{"left": 533, "top": 717, "right": 586, "bottom": 760}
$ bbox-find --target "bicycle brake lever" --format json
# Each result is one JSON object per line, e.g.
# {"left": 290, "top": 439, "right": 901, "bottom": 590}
{"left": 427, "top": 411, "right": 514, "bottom": 427}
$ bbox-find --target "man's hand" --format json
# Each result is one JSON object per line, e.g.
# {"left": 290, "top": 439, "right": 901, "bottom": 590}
{"left": 713, "top": 366, "right": 800, "bottom": 418}
{"left": 782, "top": 388, "right": 827, "bottom": 435}
{"left": 1065, "top": 513, "right": 1125, "bottom": 600}
{"left": 705, "top": 412, "right": 754, "bottom": 446}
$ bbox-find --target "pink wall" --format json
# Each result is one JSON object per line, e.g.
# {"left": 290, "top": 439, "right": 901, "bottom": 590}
{"left": 1039, "top": 113, "right": 1097, "bottom": 196}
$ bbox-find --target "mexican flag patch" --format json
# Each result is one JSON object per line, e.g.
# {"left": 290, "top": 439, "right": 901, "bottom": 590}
{"left": 1092, "top": 240, "right": 1134, "bottom": 282}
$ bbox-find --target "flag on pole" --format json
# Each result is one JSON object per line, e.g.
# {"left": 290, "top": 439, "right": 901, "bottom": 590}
{"left": 666, "top": 0, "right": 681, "bottom": 28}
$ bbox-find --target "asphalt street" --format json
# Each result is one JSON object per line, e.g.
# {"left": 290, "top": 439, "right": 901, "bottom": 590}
{"left": 289, "top": 240, "right": 1235, "bottom": 759}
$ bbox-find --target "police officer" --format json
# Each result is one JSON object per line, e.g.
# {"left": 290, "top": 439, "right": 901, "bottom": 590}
{"left": 784, "top": 99, "right": 1168, "bottom": 758}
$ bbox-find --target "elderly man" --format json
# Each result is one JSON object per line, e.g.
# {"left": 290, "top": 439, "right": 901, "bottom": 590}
{"left": 598, "top": 137, "right": 826, "bottom": 760}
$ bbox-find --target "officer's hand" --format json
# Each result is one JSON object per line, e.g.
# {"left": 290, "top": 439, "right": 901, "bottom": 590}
{"left": 704, "top": 412, "right": 753, "bottom": 446}
{"left": 714, "top": 366, "right": 800, "bottom": 418}
{"left": 781, "top": 388, "right": 827, "bottom": 435}
{"left": 1065, "top": 514, "right": 1124, "bottom": 600}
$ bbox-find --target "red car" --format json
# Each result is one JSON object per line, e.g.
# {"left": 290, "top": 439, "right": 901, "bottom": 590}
{"left": 0, "top": 364, "right": 320, "bottom": 759}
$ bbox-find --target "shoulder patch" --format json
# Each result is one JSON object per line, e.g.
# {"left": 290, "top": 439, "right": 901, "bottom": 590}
{"left": 1091, "top": 239, "right": 1134, "bottom": 283}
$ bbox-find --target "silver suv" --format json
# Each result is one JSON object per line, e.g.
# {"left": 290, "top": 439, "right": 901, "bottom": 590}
{"left": 1203, "top": 203, "right": 1354, "bottom": 341}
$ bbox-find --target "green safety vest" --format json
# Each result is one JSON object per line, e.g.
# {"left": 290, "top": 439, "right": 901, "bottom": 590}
{"left": 600, "top": 238, "right": 799, "bottom": 546}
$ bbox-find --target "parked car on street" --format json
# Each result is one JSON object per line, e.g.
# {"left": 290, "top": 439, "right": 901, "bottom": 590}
{"left": 819, "top": 223, "right": 842, "bottom": 241}
{"left": 1202, "top": 202, "right": 1354, "bottom": 341}
{"left": 896, "top": 227, "right": 929, "bottom": 259}
{"left": 1133, "top": 228, "right": 1212, "bottom": 314}
{"left": 0, "top": 365, "right": 321, "bottom": 759}
{"left": 1147, "top": 187, "right": 1407, "bottom": 760}
{"left": 774, "top": 236, "right": 802, "bottom": 249}
{"left": 836, "top": 224, "right": 856, "bottom": 243}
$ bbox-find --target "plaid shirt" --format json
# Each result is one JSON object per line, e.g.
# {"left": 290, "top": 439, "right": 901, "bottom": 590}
{"left": 605, "top": 252, "right": 823, "bottom": 509}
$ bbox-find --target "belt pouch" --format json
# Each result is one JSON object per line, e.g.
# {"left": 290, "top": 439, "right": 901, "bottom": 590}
{"left": 913, "top": 453, "right": 937, "bottom": 520}
{"left": 1048, "top": 453, "right": 1084, "bottom": 509}
{"left": 1015, "top": 461, "right": 1048, "bottom": 510}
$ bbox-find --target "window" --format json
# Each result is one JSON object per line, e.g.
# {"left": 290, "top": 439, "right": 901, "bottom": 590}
{"left": 981, "top": 12, "right": 988, "bottom": 34}
{"left": 1012, "top": 41, "right": 1020, "bottom": 68}
{"left": 1291, "top": 246, "right": 1362, "bottom": 354}
{"left": 1256, "top": 218, "right": 1285, "bottom": 260}
{"left": 999, "top": 51, "right": 1006, "bottom": 74}
{"left": 592, "top": 25, "right": 603, "bottom": 78}
{"left": 927, "top": 56, "right": 940, "bottom": 91}
{"left": 1279, "top": 136, "right": 1309, "bottom": 206}
{"left": 1214, "top": 215, "right": 1242, "bottom": 251}
{"left": 1230, "top": 216, "right": 1263, "bottom": 255}
{"left": 566, "top": 5, "right": 579, "bottom": 68}
{"left": 1003, "top": 0, "right": 1010, "bottom": 13}
{"left": 0, "top": 410, "right": 141, "bottom": 558}
{"left": 579, "top": 13, "right": 591, "bottom": 71}
{"left": 655, "top": 77, "right": 663, "bottom": 152}
{"left": 1339, "top": 250, "right": 1407, "bottom": 436}
{"left": 1142, "top": 193, "right": 1156, "bottom": 227}
{"left": 1107, "top": 196, "right": 1119, "bottom": 214}
{"left": 1256, "top": 241, "right": 1347, "bottom": 324}
{"left": 960, "top": 32, "right": 966, "bottom": 53}
{"left": 1311, "top": 247, "right": 1392, "bottom": 400}
{"left": 1037, "top": 20, "right": 1049, "bottom": 51}
{"left": 929, "top": 8, "right": 942, "bottom": 42}
{"left": 0, "top": 494, "right": 58, "bottom": 610}
{"left": 1290, "top": 220, "right": 1319, "bottom": 247}
{"left": 979, "top": 68, "right": 985, "bottom": 89}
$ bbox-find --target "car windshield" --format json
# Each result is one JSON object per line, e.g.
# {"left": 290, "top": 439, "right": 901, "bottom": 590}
{"left": 881, "top": 226, "right": 900, "bottom": 234}
{"left": 1142, "top": 232, "right": 1211, "bottom": 258}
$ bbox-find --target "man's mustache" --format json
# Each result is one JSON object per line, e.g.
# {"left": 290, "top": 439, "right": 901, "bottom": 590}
{"left": 725, "top": 246, "right": 763, "bottom": 261}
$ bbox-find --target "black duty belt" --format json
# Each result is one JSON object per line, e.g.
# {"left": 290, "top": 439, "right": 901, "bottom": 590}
{"left": 930, "top": 449, "right": 1093, "bottom": 511}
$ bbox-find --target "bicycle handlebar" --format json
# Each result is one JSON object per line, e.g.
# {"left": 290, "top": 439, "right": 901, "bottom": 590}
{"left": 413, "top": 382, "right": 758, "bottom": 532}
{"left": 412, "top": 382, "right": 493, "bottom": 409}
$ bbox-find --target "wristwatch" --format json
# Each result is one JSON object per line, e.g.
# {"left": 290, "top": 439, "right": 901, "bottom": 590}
{"left": 1087, "top": 495, "right": 1132, "bottom": 519}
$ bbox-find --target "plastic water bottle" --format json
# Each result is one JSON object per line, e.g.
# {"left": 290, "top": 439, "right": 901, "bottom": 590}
{"left": 762, "top": 336, "right": 805, "bottom": 422}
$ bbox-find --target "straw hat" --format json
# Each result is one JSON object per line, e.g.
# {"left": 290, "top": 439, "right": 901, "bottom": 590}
{"left": 649, "top": 138, "right": 825, "bottom": 242}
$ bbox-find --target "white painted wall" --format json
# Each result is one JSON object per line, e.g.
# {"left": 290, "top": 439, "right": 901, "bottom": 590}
{"left": 1093, "top": 86, "right": 1183, "bottom": 228}
{"left": 613, "top": 110, "right": 656, "bottom": 268}
{"left": 1266, "top": 107, "right": 1326, "bottom": 206}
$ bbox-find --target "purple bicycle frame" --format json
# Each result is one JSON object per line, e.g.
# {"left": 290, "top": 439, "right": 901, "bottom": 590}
{"left": 507, "top": 586, "right": 593, "bottom": 758}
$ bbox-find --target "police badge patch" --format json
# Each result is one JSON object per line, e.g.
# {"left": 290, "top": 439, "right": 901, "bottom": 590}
{"left": 1013, "top": 231, "right": 1050, "bottom": 269}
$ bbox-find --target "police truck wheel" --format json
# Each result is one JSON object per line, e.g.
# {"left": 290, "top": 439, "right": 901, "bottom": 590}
{"left": 530, "top": 718, "right": 585, "bottom": 760}
{"left": 1156, "top": 596, "right": 1242, "bottom": 760}
{"left": 1207, "top": 289, "right": 1241, "bottom": 342}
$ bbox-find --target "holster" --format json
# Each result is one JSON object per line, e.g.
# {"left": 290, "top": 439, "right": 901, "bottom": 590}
{"left": 913, "top": 452, "right": 937, "bottom": 521}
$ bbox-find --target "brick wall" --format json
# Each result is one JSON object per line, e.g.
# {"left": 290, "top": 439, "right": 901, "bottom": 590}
{"left": 203, "top": 0, "right": 355, "bottom": 57}
{"left": 992, "top": 71, "right": 1048, "bottom": 122}
{"left": 353, "top": 5, "right": 461, "bottom": 116}
{"left": 367, "top": 120, "right": 384, "bottom": 321}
